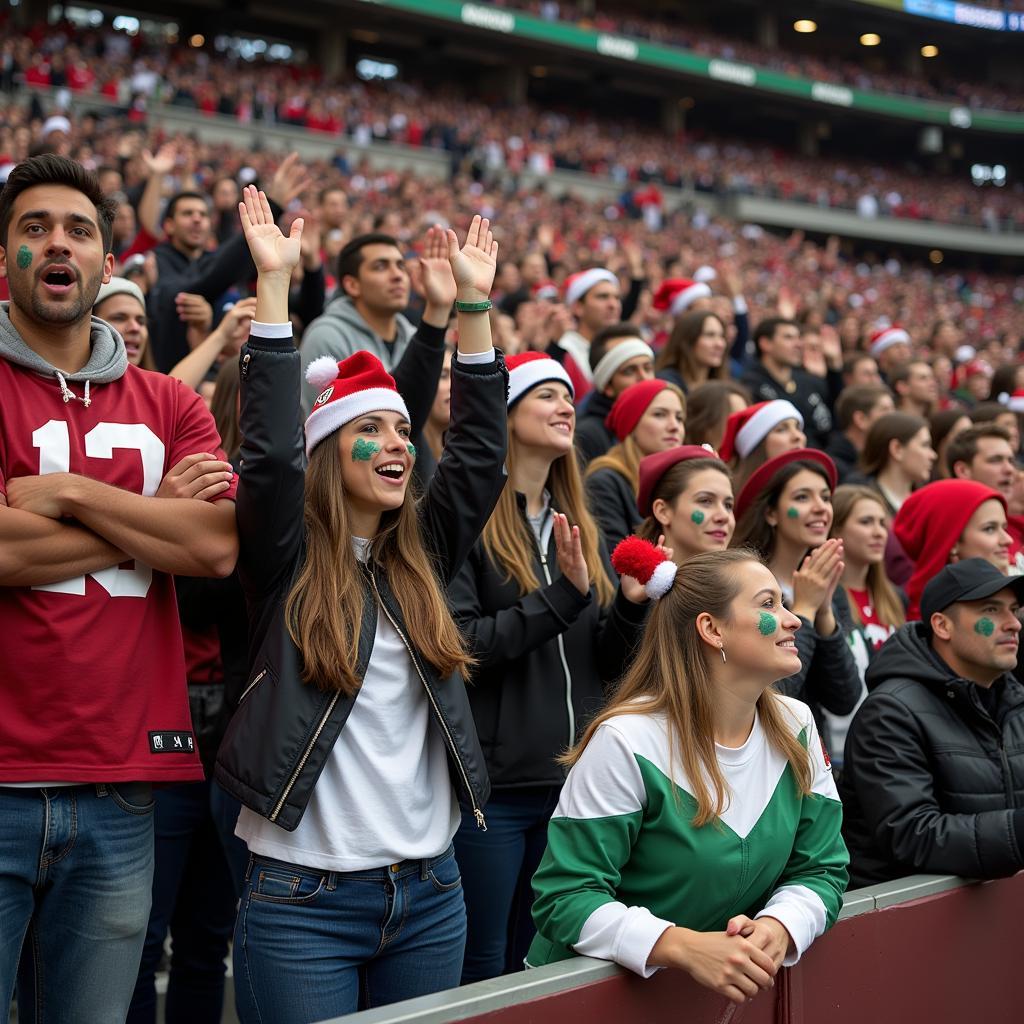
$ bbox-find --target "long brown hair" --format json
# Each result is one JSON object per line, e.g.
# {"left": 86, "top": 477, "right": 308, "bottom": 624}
{"left": 859, "top": 412, "right": 928, "bottom": 475}
{"left": 830, "top": 486, "right": 905, "bottom": 631}
{"left": 637, "top": 457, "right": 732, "bottom": 543}
{"left": 482, "top": 432, "right": 615, "bottom": 605}
{"left": 685, "top": 380, "right": 750, "bottom": 450}
{"left": 210, "top": 360, "right": 241, "bottom": 462}
{"left": 656, "top": 311, "right": 729, "bottom": 390}
{"left": 286, "top": 438, "right": 472, "bottom": 693}
{"left": 564, "top": 549, "right": 812, "bottom": 826}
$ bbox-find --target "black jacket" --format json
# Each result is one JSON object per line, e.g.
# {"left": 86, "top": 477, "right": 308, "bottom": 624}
{"left": 824, "top": 432, "right": 859, "bottom": 483}
{"left": 448, "top": 502, "right": 647, "bottom": 789}
{"left": 215, "top": 331, "right": 508, "bottom": 831}
{"left": 840, "top": 623, "right": 1024, "bottom": 887}
{"left": 574, "top": 392, "right": 615, "bottom": 468}
{"left": 585, "top": 466, "right": 640, "bottom": 555}
{"left": 740, "top": 361, "right": 841, "bottom": 450}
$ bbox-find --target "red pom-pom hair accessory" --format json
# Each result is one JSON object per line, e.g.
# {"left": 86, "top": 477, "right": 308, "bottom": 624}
{"left": 611, "top": 536, "right": 678, "bottom": 601}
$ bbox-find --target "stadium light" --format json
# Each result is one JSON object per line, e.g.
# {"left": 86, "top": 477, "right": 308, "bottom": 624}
{"left": 793, "top": 20, "right": 817, "bottom": 33}
{"left": 859, "top": 33, "right": 881, "bottom": 46}
{"left": 189, "top": 34, "right": 205, "bottom": 47}
{"left": 929, "top": 250, "right": 943, "bottom": 265}
{"left": 921, "top": 45, "right": 939, "bottom": 58}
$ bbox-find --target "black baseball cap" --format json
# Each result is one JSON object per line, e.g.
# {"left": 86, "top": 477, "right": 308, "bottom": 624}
{"left": 920, "top": 559, "right": 1024, "bottom": 625}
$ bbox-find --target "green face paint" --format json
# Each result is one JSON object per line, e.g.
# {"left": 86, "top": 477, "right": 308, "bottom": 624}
{"left": 975, "top": 617, "right": 995, "bottom": 637}
{"left": 16, "top": 245, "right": 32, "bottom": 270}
{"left": 758, "top": 612, "right": 778, "bottom": 636}
{"left": 786, "top": 507, "right": 799, "bottom": 519}
{"left": 407, "top": 444, "right": 417, "bottom": 459}
{"left": 351, "top": 439, "right": 381, "bottom": 462}
{"left": 690, "top": 510, "right": 705, "bottom": 525}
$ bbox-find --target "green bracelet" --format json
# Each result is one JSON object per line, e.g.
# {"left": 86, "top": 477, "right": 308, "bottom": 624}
{"left": 455, "top": 299, "right": 493, "bottom": 313}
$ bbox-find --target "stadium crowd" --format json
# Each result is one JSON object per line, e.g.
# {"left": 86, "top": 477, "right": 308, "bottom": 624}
{"left": 1, "top": 30, "right": 1024, "bottom": 1024}
{"left": 3, "top": 20, "right": 1024, "bottom": 231}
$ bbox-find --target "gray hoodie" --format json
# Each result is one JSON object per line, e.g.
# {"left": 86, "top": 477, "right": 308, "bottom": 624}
{"left": 299, "top": 295, "right": 415, "bottom": 415}
{"left": 0, "top": 302, "right": 127, "bottom": 405}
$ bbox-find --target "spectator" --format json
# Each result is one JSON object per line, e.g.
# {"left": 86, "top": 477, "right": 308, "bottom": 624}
{"left": 841, "top": 560, "right": 1024, "bottom": 886}
{"left": 528, "top": 546, "right": 847, "bottom": 1001}
{"left": 418, "top": 343, "right": 454, "bottom": 483}
{"left": 0, "top": 154, "right": 237, "bottom": 1021}
{"left": 585, "top": 379, "right": 686, "bottom": 552}
{"left": 855, "top": 413, "right": 935, "bottom": 517}
{"left": 93, "top": 276, "right": 156, "bottom": 370}
{"left": 576, "top": 323, "right": 655, "bottom": 466}
{"left": 556, "top": 267, "right": 622, "bottom": 397}
{"left": 868, "top": 326, "right": 913, "bottom": 383}
{"left": 890, "top": 359, "right": 938, "bottom": 419}
{"left": 842, "top": 352, "right": 882, "bottom": 389}
{"left": 655, "top": 310, "right": 729, "bottom": 395}
{"left": 448, "top": 351, "right": 649, "bottom": 984}
{"left": 826, "top": 385, "right": 895, "bottom": 483}
{"left": 929, "top": 408, "right": 973, "bottom": 480}
{"left": 948, "top": 424, "right": 1017, "bottom": 499}
{"left": 684, "top": 380, "right": 749, "bottom": 451}
{"left": 636, "top": 446, "right": 735, "bottom": 562}
{"left": 970, "top": 401, "right": 1022, "bottom": 453}
{"left": 720, "top": 399, "right": 806, "bottom": 490}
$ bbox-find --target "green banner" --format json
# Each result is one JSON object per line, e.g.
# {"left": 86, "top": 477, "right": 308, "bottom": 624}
{"left": 355, "top": 0, "right": 1024, "bottom": 134}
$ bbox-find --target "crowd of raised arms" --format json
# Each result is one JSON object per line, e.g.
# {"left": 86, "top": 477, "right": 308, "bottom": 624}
{"left": 1, "top": 135, "right": 1024, "bottom": 1024}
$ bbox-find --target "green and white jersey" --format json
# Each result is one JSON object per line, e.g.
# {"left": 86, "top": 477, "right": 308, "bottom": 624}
{"left": 527, "top": 695, "right": 848, "bottom": 977}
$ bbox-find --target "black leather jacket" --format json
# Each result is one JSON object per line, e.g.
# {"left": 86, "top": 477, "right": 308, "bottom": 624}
{"left": 215, "top": 331, "right": 508, "bottom": 832}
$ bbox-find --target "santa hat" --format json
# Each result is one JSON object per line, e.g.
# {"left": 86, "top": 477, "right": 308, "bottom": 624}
{"left": 592, "top": 338, "right": 655, "bottom": 393}
{"left": 531, "top": 280, "right": 560, "bottom": 301}
{"left": 719, "top": 400, "right": 803, "bottom": 463}
{"left": 304, "top": 351, "right": 410, "bottom": 457}
{"left": 611, "top": 536, "right": 678, "bottom": 600}
{"left": 869, "top": 326, "right": 911, "bottom": 358}
{"left": 605, "top": 379, "right": 671, "bottom": 442}
{"left": 894, "top": 480, "right": 1006, "bottom": 620}
{"left": 653, "top": 278, "right": 712, "bottom": 317}
{"left": 505, "top": 352, "right": 573, "bottom": 408}
{"left": 1001, "top": 390, "right": 1024, "bottom": 413}
{"left": 563, "top": 268, "right": 617, "bottom": 306}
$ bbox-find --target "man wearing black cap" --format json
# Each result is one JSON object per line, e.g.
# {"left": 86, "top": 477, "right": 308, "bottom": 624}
{"left": 841, "top": 559, "right": 1024, "bottom": 886}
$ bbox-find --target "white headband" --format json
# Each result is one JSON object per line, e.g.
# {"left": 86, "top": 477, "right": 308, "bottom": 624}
{"left": 592, "top": 339, "right": 655, "bottom": 392}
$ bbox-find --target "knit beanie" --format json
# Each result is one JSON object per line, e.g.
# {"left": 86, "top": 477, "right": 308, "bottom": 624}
{"left": 505, "top": 351, "right": 573, "bottom": 408}
{"left": 894, "top": 479, "right": 1006, "bottom": 619}
{"left": 719, "top": 400, "right": 803, "bottom": 463}
{"left": 591, "top": 338, "right": 655, "bottom": 393}
{"left": 304, "top": 351, "right": 410, "bottom": 457}
{"left": 652, "top": 278, "right": 712, "bottom": 317}
{"left": 605, "top": 379, "right": 670, "bottom": 442}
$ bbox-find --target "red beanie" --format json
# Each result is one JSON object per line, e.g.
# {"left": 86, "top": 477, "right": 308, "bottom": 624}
{"left": 894, "top": 479, "right": 1006, "bottom": 619}
{"left": 605, "top": 379, "right": 670, "bottom": 442}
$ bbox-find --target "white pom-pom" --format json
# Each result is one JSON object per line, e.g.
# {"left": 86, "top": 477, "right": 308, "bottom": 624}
{"left": 645, "top": 559, "right": 678, "bottom": 600}
{"left": 305, "top": 356, "right": 340, "bottom": 393}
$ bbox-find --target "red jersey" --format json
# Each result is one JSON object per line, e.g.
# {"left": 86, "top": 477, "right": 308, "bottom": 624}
{"left": 847, "top": 587, "right": 895, "bottom": 651}
{"left": 0, "top": 360, "right": 236, "bottom": 783}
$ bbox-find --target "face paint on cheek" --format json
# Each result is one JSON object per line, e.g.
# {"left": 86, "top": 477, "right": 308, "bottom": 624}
{"left": 407, "top": 444, "right": 417, "bottom": 459}
{"left": 16, "top": 246, "right": 32, "bottom": 270}
{"left": 691, "top": 510, "right": 705, "bottom": 524}
{"left": 351, "top": 439, "right": 381, "bottom": 462}
{"left": 975, "top": 617, "right": 995, "bottom": 637}
{"left": 758, "top": 612, "right": 778, "bottom": 636}
{"left": 786, "top": 507, "right": 799, "bottom": 519}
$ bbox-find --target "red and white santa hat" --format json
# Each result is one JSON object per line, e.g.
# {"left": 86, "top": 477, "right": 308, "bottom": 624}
{"left": 531, "top": 279, "right": 560, "bottom": 301}
{"left": 652, "top": 278, "right": 713, "bottom": 317}
{"left": 563, "top": 268, "right": 618, "bottom": 306}
{"left": 611, "top": 536, "right": 678, "bottom": 600}
{"left": 505, "top": 351, "right": 574, "bottom": 408}
{"left": 868, "top": 325, "right": 910, "bottom": 358}
{"left": 719, "top": 399, "right": 803, "bottom": 463}
{"left": 304, "top": 351, "right": 410, "bottom": 457}
{"left": 1000, "top": 389, "right": 1024, "bottom": 413}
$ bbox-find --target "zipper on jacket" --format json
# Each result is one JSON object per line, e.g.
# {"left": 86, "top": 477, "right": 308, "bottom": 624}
{"left": 538, "top": 548, "right": 576, "bottom": 747}
{"left": 269, "top": 691, "right": 341, "bottom": 822}
{"left": 238, "top": 668, "right": 267, "bottom": 705}
{"left": 241, "top": 352, "right": 251, "bottom": 379}
{"left": 369, "top": 571, "right": 487, "bottom": 831}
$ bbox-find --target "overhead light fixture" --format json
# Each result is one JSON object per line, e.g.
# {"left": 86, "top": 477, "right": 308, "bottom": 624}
{"left": 793, "top": 20, "right": 817, "bottom": 33}
{"left": 859, "top": 33, "right": 881, "bottom": 46}
{"left": 929, "top": 250, "right": 943, "bottom": 265}
{"left": 921, "top": 44, "right": 939, "bottom": 57}
{"left": 189, "top": 34, "right": 205, "bottom": 47}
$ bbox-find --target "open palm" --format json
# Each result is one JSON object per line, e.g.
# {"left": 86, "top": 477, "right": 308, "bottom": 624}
{"left": 238, "top": 184, "right": 302, "bottom": 276}
{"left": 446, "top": 215, "right": 498, "bottom": 302}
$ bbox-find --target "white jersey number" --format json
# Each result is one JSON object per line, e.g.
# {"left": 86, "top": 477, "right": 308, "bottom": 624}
{"left": 31, "top": 420, "right": 165, "bottom": 598}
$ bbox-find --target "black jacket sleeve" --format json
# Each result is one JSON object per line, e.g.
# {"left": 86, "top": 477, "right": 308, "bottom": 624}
{"left": 235, "top": 331, "right": 306, "bottom": 601}
{"left": 585, "top": 468, "right": 637, "bottom": 556}
{"left": 292, "top": 265, "right": 326, "bottom": 333}
{"left": 621, "top": 277, "right": 645, "bottom": 322}
{"left": 774, "top": 605, "right": 861, "bottom": 715}
{"left": 391, "top": 322, "right": 446, "bottom": 438}
{"left": 846, "top": 690, "right": 1024, "bottom": 878}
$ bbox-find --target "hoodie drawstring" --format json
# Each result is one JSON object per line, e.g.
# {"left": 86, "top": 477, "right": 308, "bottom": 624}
{"left": 55, "top": 371, "right": 91, "bottom": 408}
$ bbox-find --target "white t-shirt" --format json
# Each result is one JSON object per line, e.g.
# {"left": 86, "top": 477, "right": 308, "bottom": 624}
{"left": 236, "top": 538, "right": 459, "bottom": 870}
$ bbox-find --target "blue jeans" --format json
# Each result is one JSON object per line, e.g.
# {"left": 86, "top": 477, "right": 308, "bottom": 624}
{"left": 128, "top": 781, "right": 245, "bottom": 1024}
{"left": 0, "top": 783, "right": 155, "bottom": 1023}
{"left": 234, "top": 845, "right": 466, "bottom": 1024}
{"left": 454, "top": 786, "right": 561, "bottom": 983}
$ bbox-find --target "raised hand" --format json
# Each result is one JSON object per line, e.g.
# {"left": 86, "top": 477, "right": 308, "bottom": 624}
{"left": 620, "top": 533, "right": 675, "bottom": 604}
{"left": 445, "top": 215, "right": 498, "bottom": 303}
{"left": 792, "top": 538, "right": 843, "bottom": 622}
{"left": 553, "top": 512, "right": 590, "bottom": 596}
{"left": 238, "top": 184, "right": 303, "bottom": 278}
{"left": 141, "top": 142, "right": 177, "bottom": 179}
{"left": 267, "top": 152, "right": 312, "bottom": 210}
{"left": 175, "top": 292, "right": 213, "bottom": 332}
{"left": 411, "top": 224, "right": 457, "bottom": 319}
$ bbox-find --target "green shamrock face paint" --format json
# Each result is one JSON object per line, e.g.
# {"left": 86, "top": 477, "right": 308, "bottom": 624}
{"left": 975, "top": 617, "right": 995, "bottom": 637}
{"left": 786, "top": 507, "right": 799, "bottom": 519}
{"left": 758, "top": 612, "right": 778, "bottom": 636}
{"left": 351, "top": 439, "right": 381, "bottom": 462}
{"left": 407, "top": 444, "right": 417, "bottom": 458}
{"left": 16, "top": 246, "right": 32, "bottom": 270}
{"left": 690, "top": 510, "right": 705, "bottom": 525}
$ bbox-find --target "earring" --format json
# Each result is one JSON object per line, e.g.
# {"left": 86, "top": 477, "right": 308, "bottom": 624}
{"left": 719, "top": 644, "right": 727, "bottom": 664}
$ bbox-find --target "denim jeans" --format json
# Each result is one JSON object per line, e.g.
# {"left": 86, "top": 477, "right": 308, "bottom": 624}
{"left": 454, "top": 786, "right": 561, "bottom": 983}
{"left": 234, "top": 845, "right": 466, "bottom": 1024}
{"left": 0, "top": 783, "right": 155, "bottom": 1023}
{"left": 127, "top": 781, "right": 244, "bottom": 1024}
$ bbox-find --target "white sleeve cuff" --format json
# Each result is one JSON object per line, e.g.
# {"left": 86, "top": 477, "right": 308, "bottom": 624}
{"left": 249, "top": 321, "right": 293, "bottom": 339}
{"left": 574, "top": 902, "right": 674, "bottom": 978}
{"left": 733, "top": 296, "right": 748, "bottom": 316}
{"left": 755, "top": 884, "right": 827, "bottom": 966}
{"left": 456, "top": 348, "right": 496, "bottom": 365}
